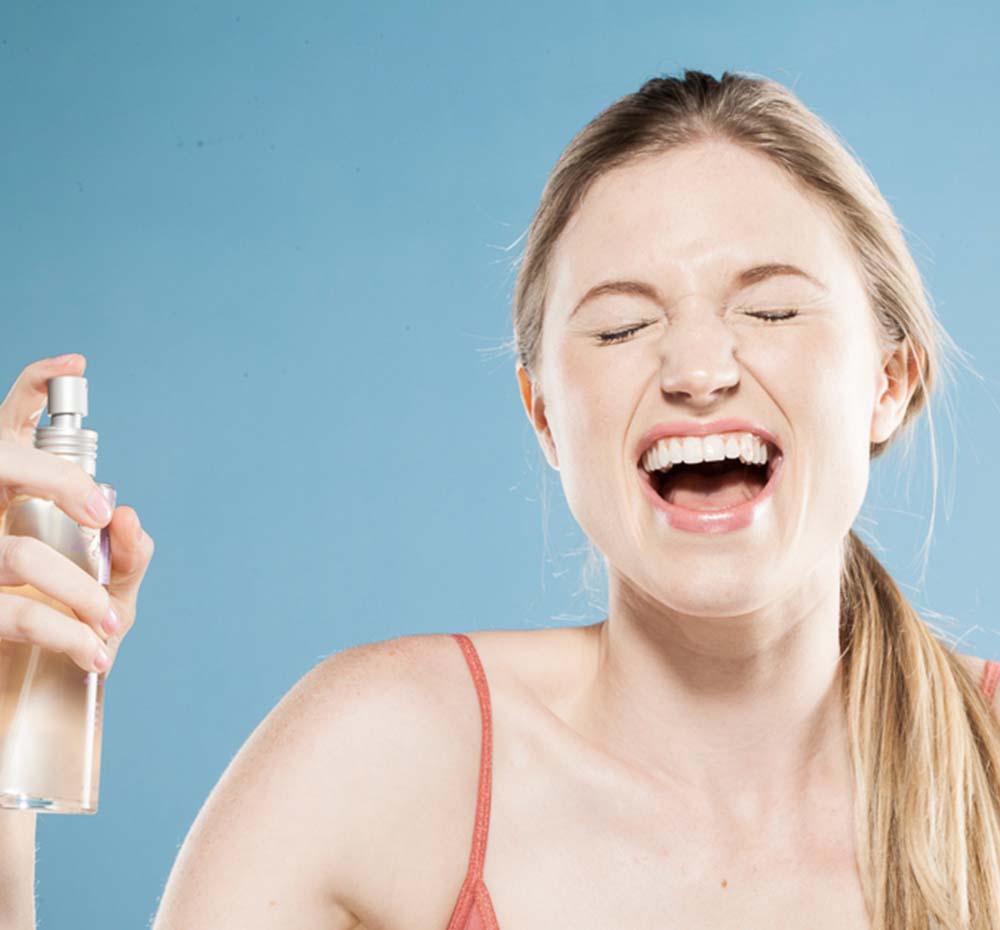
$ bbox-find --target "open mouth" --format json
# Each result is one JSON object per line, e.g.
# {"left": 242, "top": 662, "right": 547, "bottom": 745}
{"left": 639, "top": 449, "right": 782, "bottom": 512}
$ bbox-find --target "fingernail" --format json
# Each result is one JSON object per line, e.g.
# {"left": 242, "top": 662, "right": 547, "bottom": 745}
{"left": 94, "top": 647, "right": 110, "bottom": 672}
{"left": 134, "top": 519, "right": 143, "bottom": 544}
{"left": 49, "top": 353, "right": 77, "bottom": 364}
{"left": 87, "top": 487, "right": 113, "bottom": 523}
{"left": 103, "top": 605, "right": 120, "bottom": 635}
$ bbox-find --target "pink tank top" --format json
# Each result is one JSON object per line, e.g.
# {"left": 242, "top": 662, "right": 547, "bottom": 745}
{"left": 444, "top": 632, "right": 1000, "bottom": 930}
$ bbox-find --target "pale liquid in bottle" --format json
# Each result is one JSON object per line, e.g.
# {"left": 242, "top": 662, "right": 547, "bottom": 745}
{"left": 0, "top": 584, "right": 104, "bottom": 812}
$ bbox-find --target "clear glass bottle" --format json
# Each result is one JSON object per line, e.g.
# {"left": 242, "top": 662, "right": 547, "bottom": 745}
{"left": 0, "top": 375, "right": 115, "bottom": 813}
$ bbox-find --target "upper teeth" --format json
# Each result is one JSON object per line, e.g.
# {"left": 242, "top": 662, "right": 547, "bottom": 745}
{"left": 640, "top": 432, "right": 775, "bottom": 473}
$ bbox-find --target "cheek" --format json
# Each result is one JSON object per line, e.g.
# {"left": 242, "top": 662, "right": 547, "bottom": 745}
{"left": 775, "top": 336, "right": 877, "bottom": 536}
{"left": 557, "top": 391, "right": 627, "bottom": 501}
{"left": 545, "top": 363, "right": 640, "bottom": 544}
{"left": 548, "top": 343, "right": 638, "bottom": 458}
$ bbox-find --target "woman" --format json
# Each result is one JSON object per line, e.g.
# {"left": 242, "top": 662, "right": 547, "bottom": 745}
{"left": 6, "top": 69, "right": 1000, "bottom": 928}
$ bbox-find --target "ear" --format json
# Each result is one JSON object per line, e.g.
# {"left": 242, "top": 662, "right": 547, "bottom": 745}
{"left": 870, "top": 339, "right": 923, "bottom": 445}
{"left": 516, "top": 363, "right": 559, "bottom": 471}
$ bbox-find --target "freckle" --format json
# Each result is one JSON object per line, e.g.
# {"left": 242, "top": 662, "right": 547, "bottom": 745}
{"left": 269, "top": 899, "right": 278, "bottom": 907}
{"left": 720, "top": 878, "right": 728, "bottom": 888}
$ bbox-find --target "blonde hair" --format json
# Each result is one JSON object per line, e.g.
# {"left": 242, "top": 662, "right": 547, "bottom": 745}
{"left": 509, "top": 69, "right": 1000, "bottom": 928}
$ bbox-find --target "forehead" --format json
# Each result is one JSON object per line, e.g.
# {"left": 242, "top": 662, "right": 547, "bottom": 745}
{"left": 548, "top": 142, "right": 852, "bottom": 308}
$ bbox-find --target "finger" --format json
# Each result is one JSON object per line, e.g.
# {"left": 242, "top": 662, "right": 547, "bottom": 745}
{"left": 102, "top": 632, "right": 123, "bottom": 680}
{"left": 0, "top": 354, "right": 87, "bottom": 446}
{"left": 0, "top": 592, "right": 109, "bottom": 674}
{"left": 0, "top": 535, "right": 115, "bottom": 642}
{"left": 0, "top": 438, "right": 113, "bottom": 529}
{"left": 104, "top": 505, "right": 154, "bottom": 642}
{"left": 101, "top": 506, "right": 156, "bottom": 675}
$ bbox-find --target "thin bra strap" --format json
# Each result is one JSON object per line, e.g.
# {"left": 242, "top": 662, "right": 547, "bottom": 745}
{"left": 982, "top": 659, "right": 1000, "bottom": 702}
{"left": 449, "top": 632, "right": 494, "bottom": 883}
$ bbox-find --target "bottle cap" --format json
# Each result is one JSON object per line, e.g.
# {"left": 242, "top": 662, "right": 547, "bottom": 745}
{"left": 46, "top": 376, "right": 88, "bottom": 419}
{"left": 35, "top": 375, "right": 99, "bottom": 476}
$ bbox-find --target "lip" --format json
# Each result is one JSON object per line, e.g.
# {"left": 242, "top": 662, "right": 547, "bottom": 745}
{"left": 637, "top": 444, "right": 785, "bottom": 534}
{"left": 634, "top": 418, "right": 783, "bottom": 465}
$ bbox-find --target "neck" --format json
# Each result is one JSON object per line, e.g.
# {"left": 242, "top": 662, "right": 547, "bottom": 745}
{"left": 578, "top": 554, "right": 852, "bottom": 831}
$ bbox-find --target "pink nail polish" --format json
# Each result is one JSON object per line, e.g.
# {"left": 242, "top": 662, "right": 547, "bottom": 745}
{"left": 103, "top": 606, "right": 120, "bottom": 635}
{"left": 87, "top": 487, "right": 113, "bottom": 523}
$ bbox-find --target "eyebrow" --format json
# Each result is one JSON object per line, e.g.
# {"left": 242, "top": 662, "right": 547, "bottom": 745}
{"left": 568, "top": 263, "right": 829, "bottom": 317}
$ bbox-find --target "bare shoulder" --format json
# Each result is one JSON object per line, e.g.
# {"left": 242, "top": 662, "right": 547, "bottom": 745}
{"left": 153, "top": 631, "right": 490, "bottom": 930}
{"left": 955, "top": 651, "right": 1000, "bottom": 715}
{"left": 278, "top": 631, "right": 496, "bottom": 916}
{"left": 457, "top": 622, "right": 601, "bottom": 706}
{"left": 308, "top": 630, "right": 473, "bottom": 718}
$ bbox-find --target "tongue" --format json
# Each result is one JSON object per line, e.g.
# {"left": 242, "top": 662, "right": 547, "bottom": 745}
{"left": 665, "top": 467, "right": 767, "bottom": 511}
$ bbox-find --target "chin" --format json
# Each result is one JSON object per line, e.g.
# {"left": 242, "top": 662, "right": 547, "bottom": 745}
{"left": 612, "top": 561, "right": 780, "bottom": 619}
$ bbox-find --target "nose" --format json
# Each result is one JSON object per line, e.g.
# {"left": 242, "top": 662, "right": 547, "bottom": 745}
{"left": 656, "top": 302, "right": 740, "bottom": 405}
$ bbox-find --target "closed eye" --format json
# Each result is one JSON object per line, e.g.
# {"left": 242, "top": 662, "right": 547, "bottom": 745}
{"left": 749, "top": 309, "right": 800, "bottom": 322}
{"left": 596, "top": 324, "right": 648, "bottom": 344}
{"left": 597, "top": 309, "right": 799, "bottom": 345}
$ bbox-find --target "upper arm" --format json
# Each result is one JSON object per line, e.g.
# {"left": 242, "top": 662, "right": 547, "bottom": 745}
{"left": 150, "top": 635, "right": 453, "bottom": 930}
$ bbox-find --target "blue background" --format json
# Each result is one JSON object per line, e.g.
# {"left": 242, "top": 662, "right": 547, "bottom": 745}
{"left": 2, "top": 1, "right": 998, "bottom": 925}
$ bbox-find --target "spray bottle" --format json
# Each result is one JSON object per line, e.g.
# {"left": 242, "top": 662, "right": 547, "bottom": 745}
{"left": 0, "top": 375, "right": 115, "bottom": 813}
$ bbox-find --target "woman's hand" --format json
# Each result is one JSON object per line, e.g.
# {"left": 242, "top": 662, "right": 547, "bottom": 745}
{"left": 0, "top": 353, "right": 154, "bottom": 673}
{"left": 0, "top": 353, "right": 155, "bottom": 929}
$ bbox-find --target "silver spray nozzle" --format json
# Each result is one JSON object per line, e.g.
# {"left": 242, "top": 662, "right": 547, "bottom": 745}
{"left": 35, "top": 376, "right": 99, "bottom": 477}
{"left": 46, "top": 376, "right": 89, "bottom": 429}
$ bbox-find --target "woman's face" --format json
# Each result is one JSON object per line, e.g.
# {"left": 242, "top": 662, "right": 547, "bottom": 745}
{"left": 520, "top": 141, "right": 913, "bottom": 616}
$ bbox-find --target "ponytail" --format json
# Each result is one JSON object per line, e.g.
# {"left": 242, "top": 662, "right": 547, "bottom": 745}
{"left": 840, "top": 529, "right": 1000, "bottom": 929}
